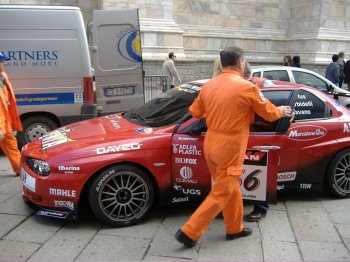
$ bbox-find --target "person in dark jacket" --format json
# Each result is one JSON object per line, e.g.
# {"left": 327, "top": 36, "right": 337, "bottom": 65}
{"left": 325, "top": 54, "right": 340, "bottom": 86}
{"left": 292, "top": 56, "right": 301, "bottom": 68}
{"left": 343, "top": 59, "right": 350, "bottom": 90}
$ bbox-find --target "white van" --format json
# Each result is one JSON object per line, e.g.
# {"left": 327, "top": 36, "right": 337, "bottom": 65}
{"left": 0, "top": 5, "right": 144, "bottom": 147}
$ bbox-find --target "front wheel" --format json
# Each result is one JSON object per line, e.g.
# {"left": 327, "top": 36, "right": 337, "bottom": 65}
{"left": 89, "top": 164, "right": 155, "bottom": 227}
{"left": 326, "top": 149, "right": 350, "bottom": 198}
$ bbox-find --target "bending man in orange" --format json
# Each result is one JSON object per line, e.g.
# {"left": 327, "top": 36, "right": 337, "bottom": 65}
{"left": 0, "top": 52, "right": 23, "bottom": 176}
{"left": 175, "top": 46, "right": 293, "bottom": 247}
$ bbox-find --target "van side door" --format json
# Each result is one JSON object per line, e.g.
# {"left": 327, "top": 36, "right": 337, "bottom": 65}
{"left": 90, "top": 9, "right": 144, "bottom": 115}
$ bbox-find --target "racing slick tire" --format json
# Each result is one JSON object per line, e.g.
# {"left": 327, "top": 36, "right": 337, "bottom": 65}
{"left": 326, "top": 149, "right": 350, "bottom": 198}
{"left": 89, "top": 164, "right": 155, "bottom": 227}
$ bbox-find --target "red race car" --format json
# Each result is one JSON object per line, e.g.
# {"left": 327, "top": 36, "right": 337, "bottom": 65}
{"left": 20, "top": 80, "right": 350, "bottom": 226}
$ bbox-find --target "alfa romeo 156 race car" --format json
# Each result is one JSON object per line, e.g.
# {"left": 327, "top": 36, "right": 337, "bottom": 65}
{"left": 20, "top": 80, "right": 350, "bottom": 227}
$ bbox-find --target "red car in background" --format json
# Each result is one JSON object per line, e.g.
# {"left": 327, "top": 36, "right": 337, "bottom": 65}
{"left": 20, "top": 80, "right": 350, "bottom": 227}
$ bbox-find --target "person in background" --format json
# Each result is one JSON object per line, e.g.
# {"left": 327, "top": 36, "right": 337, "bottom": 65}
{"left": 343, "top": 59, "right": 350, "bottom": 91}
{"left": 0, "top": 52, "right": 23, "bottom": 176}
{"left": 283, "top": 55, "right": 292, "bottom": 66}
{"left": 325, "top": 54, "right": 340, "bottom": 86}
{"left": 337, "top": 51, "right": 346, "bottom": 88}
{"left": 175, "top": 46, "right": 294, "bottom": 248}
{"left": 292, "top": 56, "right": 301, "bottom": 68}
{"left": 212, "top": 56, "right": 223, "bottom": 77}
{"left": 162, "top": 52, "right": 181, "bottom": 89}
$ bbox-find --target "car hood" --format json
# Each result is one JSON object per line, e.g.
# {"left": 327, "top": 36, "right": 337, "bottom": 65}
{"left": 22, "top": 113, "right": 174, "bottom": 162}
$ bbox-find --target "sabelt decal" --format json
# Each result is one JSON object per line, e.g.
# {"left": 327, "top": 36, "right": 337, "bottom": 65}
{"left": 95, "top": 142, "right": 142, "bottom": 155}
{"left": 172, "top": 197, "right": 189, "bottom": 203}
{"left": 287, "top": 125, "right": 327, "bottom": 141}
{"left": 277, "top": 171, "right": 297, "bottom": 182}
{"left": 343, "top": 123, "right": 350, "bottom": 133}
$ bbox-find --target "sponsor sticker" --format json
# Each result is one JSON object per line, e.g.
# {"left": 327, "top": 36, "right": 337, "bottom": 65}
{"left": 176, "top": 166, "right": 198, "bottom": 184}
{"left": 173, "top": 184, "right": 201, "bottom": 195}
{"left": 287, "top": 125, "right": 327, "bottom": 141}
{"left": 135, "top": 127, "right": 154, "bottom": 134}
{"left": 21, "top": 168, "right": 36, "bottom": 192}
{"left": 300, "top": 184, "right": 312, "bottom": 189}
{"left": 277, "top": 171, "right": 296, "bottom": 182}
{"left": 54, "top": 200, "right": 74, "bottom": 210}
{"left": 37, "top": 209, "right": 69, "bottom": 219}
{"left": 95, "top": 142, "right": 142, "bottom": 155}
{"left": 58, "top": 165, "right": 80, "bottom": 174}
{"left": 40, "top": 127, "right": 74, "bottom": 150}
{"left": 172, "top": 144, "right": 202, "bottom": 155}
{"left": 343, "top": 123, "right": 350, "bottom": 133}
{"left": 175, "top": 157, "right": 197, "bottom": 165}
{"left": 172, "top": 196, "right": 189, "bottom": 203}
{"left": 49, "top": 188, "right": 76, "bottom": 198}
{"left": 175, "top": 136, "right": 198, "bottom": 141}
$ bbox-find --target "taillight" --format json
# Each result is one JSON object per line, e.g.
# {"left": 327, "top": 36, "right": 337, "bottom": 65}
{"left": 83, "top": 76, "right": 94, "bottom": 105}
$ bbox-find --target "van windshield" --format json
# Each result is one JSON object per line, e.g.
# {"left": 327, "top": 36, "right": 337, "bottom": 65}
{"left": 123, "top": 84, "right": 202, "bottom": 127}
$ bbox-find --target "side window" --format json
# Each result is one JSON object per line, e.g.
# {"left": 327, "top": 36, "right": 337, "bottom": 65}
{"left": 293, "top": 90, "right": 329, "bottom": 121}
{"left": 252, "top": 72, "right": 261, "bottom": 77}
{"left": 292, "top": 71, "right": 328, "bottom": 91}
{"left": 263, "top": 70, "right": 290, "bottom": 81}
{"left": 250, "top": 90, "right": 293, "bottom": 132}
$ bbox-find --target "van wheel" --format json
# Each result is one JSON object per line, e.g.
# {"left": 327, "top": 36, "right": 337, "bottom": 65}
{"left": 18, "top": 116, "right": 58, "bottom": 147}
{"left": 89, "top": 164, "right": 155, "bottom": 227}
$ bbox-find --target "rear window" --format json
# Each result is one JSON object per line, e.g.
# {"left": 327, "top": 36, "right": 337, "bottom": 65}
{"left": 263, "top": 70, "right": 290, "bottom": 82}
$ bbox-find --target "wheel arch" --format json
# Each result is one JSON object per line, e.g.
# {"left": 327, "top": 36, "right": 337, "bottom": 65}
{"left": 20, "top": 111, "right": 62, "bottom": 127}
{"left": 79, "top": 161, "right": 160, "bottom": 208}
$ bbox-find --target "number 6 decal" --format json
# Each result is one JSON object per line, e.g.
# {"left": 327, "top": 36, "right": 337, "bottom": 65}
{"left": 244, "top": 169, "right": 262, "bottom": 192}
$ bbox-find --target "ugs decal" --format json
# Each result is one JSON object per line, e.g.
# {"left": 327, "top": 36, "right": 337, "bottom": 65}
{"left": 173, "top": 184, "right": 201, "bottom": 195}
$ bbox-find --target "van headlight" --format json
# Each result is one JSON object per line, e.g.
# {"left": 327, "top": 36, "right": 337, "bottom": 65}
{"left": 27, "top": 158, "right": 50, "bottom": 176}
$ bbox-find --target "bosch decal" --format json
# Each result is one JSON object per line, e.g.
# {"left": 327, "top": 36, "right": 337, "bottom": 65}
{"left": 287, "top": 125, "right": 327, "bottom": 141}
{"left": 277, "top": 171, "right": 296, "bottom": 182}
{"left": 95, "top": 142, "right": 142, "bottom": 155}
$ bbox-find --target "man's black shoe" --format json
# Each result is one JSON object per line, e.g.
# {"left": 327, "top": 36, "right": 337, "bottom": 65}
{"left": 226, "top": 227, "right": 253, "bottom": 240}
{"left": 175, "top": 229, "right": 197, "bottom": 248}
{"left": 244, "top": 210, "right": 267, "bottom": 222}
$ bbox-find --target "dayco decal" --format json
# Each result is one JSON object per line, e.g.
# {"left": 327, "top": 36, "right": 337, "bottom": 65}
{"left": 173, "top": 184, "right": 201, "bottom": 195}
{"left": 49, "top": 188, "right": 76, "bottom": 198}
{"left": 58, "top": 165, "right": 80, "bottom": 174}
{"left": 245, "top": 151, "right": 266, "bottom": 161}
{"left": 175, "top": 157, "right": 197, "bottom": 165}
{"left": 54, "top": 200, "right": 74, "bottom": 210}
{"left": 287, "top": 125, "right": 327, "bottom": 141}
{"left": 343, "top": 123, "right": 350, "bottom": 133}
{"left": 172, "top": 144, "right": 202, "bottom": 155}
{"left": 277, "top": 171, "right": 296, "bottom": 182}
{"left": 95, "top": 142, "right": 142, "bottom": 155}
{"left": 176, "top": 166, "right": 198, "bottom": 184}
{"left": 40, "top": 127, "right": 74, "bottom": 150}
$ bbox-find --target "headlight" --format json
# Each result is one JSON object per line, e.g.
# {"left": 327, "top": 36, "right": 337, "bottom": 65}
{"left": 27, "top": 158, "right": 50, "bottom": 176}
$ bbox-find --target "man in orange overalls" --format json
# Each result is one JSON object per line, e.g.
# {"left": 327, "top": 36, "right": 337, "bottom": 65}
{"left": 0, "top": 52, "right": 23, "bottom": 176}
{"left": 175, "top": 46, "right": 293, "bottom": 247}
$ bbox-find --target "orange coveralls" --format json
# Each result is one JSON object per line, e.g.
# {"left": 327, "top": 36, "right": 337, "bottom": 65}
{"left": 181, "top": 68, "right": 282, "bottom": 240}
{"left": 0, "top": 71, "right": 23, "bottom": 175}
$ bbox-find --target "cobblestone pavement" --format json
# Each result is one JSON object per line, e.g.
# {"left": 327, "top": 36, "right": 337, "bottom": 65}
{"left": 0, "top": 155, "right": 349, "bottom": 262}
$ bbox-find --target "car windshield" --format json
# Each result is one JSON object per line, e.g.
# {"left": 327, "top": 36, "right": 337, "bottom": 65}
{"left": 123, "top": 83, "right": 202, "bottom": 127}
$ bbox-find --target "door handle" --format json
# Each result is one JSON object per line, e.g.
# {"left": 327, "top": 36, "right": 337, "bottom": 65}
{"left": 252, "top": 145, "right": 281, "bottom": 150}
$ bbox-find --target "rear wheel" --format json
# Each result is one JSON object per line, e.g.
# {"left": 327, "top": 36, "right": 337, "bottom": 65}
{"left": 89, "top": 164, "right": 155, "bottom": 227}
{"left": 17, "top": 116, "right": 58, "bottom": 147}
{"left": 326, "top": 149, "right": 350, "bottom": 198}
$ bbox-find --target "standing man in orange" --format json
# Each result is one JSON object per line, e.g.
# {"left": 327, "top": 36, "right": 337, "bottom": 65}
{"left": 175, "top": 46, "right": 293, "bottom": 247}
{"left": 0, "top": 52, "right": 23, "bottom": 176}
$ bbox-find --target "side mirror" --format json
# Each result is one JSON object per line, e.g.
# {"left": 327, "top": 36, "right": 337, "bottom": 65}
{"left": 327, "top": 84, "right": 335, "bottom": 92}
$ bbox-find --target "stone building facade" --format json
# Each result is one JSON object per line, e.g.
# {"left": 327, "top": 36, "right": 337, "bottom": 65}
{"left": 1, "top": 0, "right": 350, "bottom": 81}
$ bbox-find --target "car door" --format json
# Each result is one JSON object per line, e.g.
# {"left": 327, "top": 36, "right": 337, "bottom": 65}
{"left": 171, "top": 88, "right": 293, "bottom": 204}
{"left": 280, "top": 88, "right": 338, "bottom": 192}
